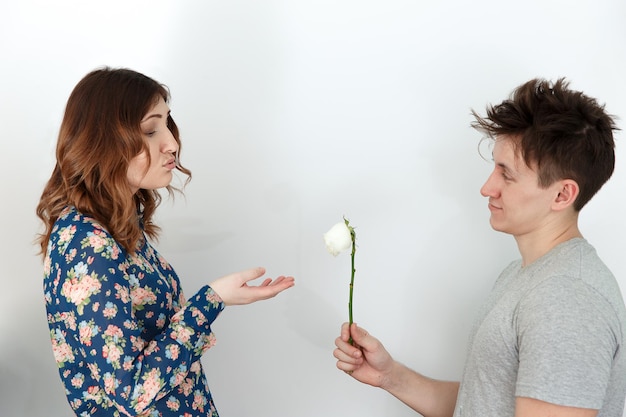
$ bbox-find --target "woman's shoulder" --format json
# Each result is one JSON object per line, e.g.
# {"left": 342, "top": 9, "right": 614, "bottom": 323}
{"left": 52, "top": 206, "right": 109, "bottom": 235}
{"left": 50, "top": 206, "right": 122, "bottom": 257}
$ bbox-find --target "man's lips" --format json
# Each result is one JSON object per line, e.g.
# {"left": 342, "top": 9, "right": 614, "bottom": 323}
{"left": 488, "top": 201, "right": 501, "bottom": 210}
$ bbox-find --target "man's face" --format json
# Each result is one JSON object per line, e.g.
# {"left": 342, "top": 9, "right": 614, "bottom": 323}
{"left": 480, "top": 137, "right": 562, "bottom": 237}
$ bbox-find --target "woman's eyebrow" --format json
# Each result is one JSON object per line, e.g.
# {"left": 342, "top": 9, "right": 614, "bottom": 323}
{"left": 141, "top": 110, "right": 171, "bottom": 123}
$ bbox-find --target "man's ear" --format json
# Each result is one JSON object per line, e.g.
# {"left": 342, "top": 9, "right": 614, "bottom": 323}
{"left": 553, "top": 179, "right": 579, "bottom": 211}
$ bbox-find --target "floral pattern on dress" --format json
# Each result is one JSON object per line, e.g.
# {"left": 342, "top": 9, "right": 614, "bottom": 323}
{"left": 44, "top": 206, "right": 224, "bottom": 417}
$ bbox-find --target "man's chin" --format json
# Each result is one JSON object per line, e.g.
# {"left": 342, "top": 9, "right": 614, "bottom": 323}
{"left": 489, "top": 219, "right": 507, "bottom": 233}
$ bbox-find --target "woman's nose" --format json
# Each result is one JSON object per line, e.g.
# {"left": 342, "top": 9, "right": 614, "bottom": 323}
{"left": 163, "top": 130, "right": 179, "bottom": 154}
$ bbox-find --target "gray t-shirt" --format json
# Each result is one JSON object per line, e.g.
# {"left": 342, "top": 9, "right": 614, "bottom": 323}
{"left": 454, "top": 238, "right": 626, "bottom": 417}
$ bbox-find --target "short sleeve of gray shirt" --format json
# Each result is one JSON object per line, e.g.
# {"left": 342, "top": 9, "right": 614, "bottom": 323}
{"left": 515, "top": 275, "right": 620, "bottom": 408}
{"left": 454, "top": 239, "right": 626, "bottom": 417}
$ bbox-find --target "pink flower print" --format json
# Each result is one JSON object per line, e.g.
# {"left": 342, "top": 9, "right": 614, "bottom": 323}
{"left": 110, "top": 244, "right": 120, "bottom": 260}
{"left": 165, "top": 344, "right": 180, "bottom": 361}
{"left": 103, "top": 372, "right": 118, "bottom": 395}
{"left": 144, "top": 340, "right": 159, "bottom": 356}
{"left": 65, "top": 248, "right": 78, "bottom": 263}
{"left": 115, "top": 405, "right": 132, "bottom": 417}
{"left": 85, "top": 385, "right": 99, "bottom": 398}
{"left": 104, "top": 324, "right": 124, "bottom": 340}
{"left": 114, "top": 283, "right": 131, "bottom": 304}
{"left": 87, "top": 363, "right": 100, "bottom": 381}
{"left": 43, "top": 256, "right": 52, "bottom": 277}
{"left": 170, "top": 278, "right": 178, "bottom": 294}
{"left": 61, "top": 278, "right": 89, "bottom": 304}
{"left": 124, "top": 320, "right": 138, "bottom": 332}
{"left": 118, "top": 261, "right": 129, "bottom": 274}
{"left": 129, "top": 253, "right": 140, "bottom": 267}
{"left": 70, "top": 373, "right": 85, "bottom": 389}
{"left": 58, "top": 225, "right": 76, "bottom": 246}
{"left": 165, "top": 396, "right": 180, "bottom": 411}
{"left": 189, "top": 361, "right": 201, "bottom": 375}
{"left": 199, "top": 333, "right": 217, "bottom": 354}
{"left": 53, "top": 268, "right": 61, "bottom": 288}
{"left": 157, "top": 254, "right": 169, "bottom": 271}
{"left": 122, "top": 356, "right": 134, "bottom": 371}
{"left": 143, "top": 368, "right": 163, "bottom": 398}
{"left": 206, "top": 289, "right": 223, "bottom": 306}
{"left": 102, "top": 302, "right": 118, "bottom": 319}
{"left": 179, "top": 378, "right": 194, "bottom": 396}
{"left": 170, "top": 368, "right": 186, "bottom": 387}
{"left": 88, "top": 232, "right": 107, "bottom": 252}
{"left": 102, "top": 343, "right": 122, "bottom": 367}
{"left": 130, "top": 335, "right": 147, "bottom": 352}
{"left": 61, "top": 267, "right": 102, "bottom": 315}
{"left": 69, "top": 398, "right": 83, "bottom": 410}
{"left": 155, "top": 313, "right": 166, "bottom": 329}
{"left": 75, "top": 261, "right": 89, "bottom": 277}
{"left": 52, "top": 337, "right": 75, "bottom": 366}
{"left": 192, "top": 390, "right": 206, "bottom": 412}
{"left": 58, "top": 311, "right": 77, "bottom": 331}
{"left": 78, "top": 321, "right": 97, "bottom": 346}
{"left": 170, "top": 310, "right": 183, "bottom": 324}
{"left": 131, "top": 286, "right": 157, "bottom": 309}
{"left": 171, "top": 326, "right": 193, "bottom": 344}
{"left": 191, "top": 308, "right": 208, "bottom": 326}
{"left": 134, "top": 368, "right": 163, "bottom": 412}
{"left": 165, "top": 293, "right": 173, "bottom": 310}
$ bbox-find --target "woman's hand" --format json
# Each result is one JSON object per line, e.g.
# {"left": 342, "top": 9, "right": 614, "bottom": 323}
{"left": 209, "top": 267, "right": 295, "bottom": 306}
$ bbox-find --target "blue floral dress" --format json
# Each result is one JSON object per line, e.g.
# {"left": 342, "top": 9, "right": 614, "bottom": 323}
{"left": 43, "top": 206, "right": 225, "bottom": 417}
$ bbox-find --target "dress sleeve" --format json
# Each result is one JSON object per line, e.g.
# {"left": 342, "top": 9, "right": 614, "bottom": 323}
{"left": 514, "top": 276, "right": 619, "bottom": 409}
{"left": 44, "top": 218, "right": 224, "bottom": 416}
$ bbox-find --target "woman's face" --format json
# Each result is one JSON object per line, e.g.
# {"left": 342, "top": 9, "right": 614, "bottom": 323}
{"left": 127, "top": 96, "right": 179, "bottom": 193}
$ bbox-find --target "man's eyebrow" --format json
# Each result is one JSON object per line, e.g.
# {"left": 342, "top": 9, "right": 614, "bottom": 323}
{"left": 496, "top": 161, "right": 516, "bottom": 175}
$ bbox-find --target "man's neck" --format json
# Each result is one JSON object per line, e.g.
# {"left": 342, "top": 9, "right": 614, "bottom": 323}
{"left": 515, "top": 220, "right": 582, "bottom": 267}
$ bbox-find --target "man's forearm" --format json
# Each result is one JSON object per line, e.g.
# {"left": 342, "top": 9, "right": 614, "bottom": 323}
{"left": 383, "top": 361, "right": 459, "bottom": 417}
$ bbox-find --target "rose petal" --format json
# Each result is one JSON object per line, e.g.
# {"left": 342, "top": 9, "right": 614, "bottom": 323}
{"left": 323, "top": 222, "right": 352, "bottom": 256}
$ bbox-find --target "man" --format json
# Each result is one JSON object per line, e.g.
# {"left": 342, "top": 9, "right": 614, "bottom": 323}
{"left": 334, "top": 78, "right": 626, "bottom": 417}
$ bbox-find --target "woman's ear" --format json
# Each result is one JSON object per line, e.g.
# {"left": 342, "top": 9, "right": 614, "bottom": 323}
{"left": 553, "top": 179, "right": 579, "bottom": 211}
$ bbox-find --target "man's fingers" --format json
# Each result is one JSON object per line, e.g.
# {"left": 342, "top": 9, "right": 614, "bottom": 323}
{"left": 340, "top": 322, "right": 351, "bottom": 342}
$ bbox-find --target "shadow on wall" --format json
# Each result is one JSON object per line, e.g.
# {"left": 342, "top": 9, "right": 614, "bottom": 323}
{"left": 0, "top": 345, "right": 72, "bottom": 417}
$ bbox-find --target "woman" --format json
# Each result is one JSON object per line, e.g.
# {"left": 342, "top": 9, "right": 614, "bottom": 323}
{"left": 36, "top": 67, "right": 295, "bottom": 417}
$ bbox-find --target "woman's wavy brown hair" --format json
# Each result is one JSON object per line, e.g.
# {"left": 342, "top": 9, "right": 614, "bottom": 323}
{"left": 36, "top": 67, "right": 191, "bottom": 257}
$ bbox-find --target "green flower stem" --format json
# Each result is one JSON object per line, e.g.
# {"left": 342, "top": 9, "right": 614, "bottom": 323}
{"left": 348, "top": 233, "right": 356, "bottom": 325}
{"left": 345, "top": 217, "right": 356, "bottom": 345}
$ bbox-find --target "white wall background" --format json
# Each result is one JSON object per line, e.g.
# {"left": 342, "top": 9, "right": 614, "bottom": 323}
{"left": 1, "top": 1, "right": 625, "bottom": 416}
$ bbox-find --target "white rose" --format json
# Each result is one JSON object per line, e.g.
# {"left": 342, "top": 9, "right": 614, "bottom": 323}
{"left": 324, "top": 221, "right": 352, "bottom": 256}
